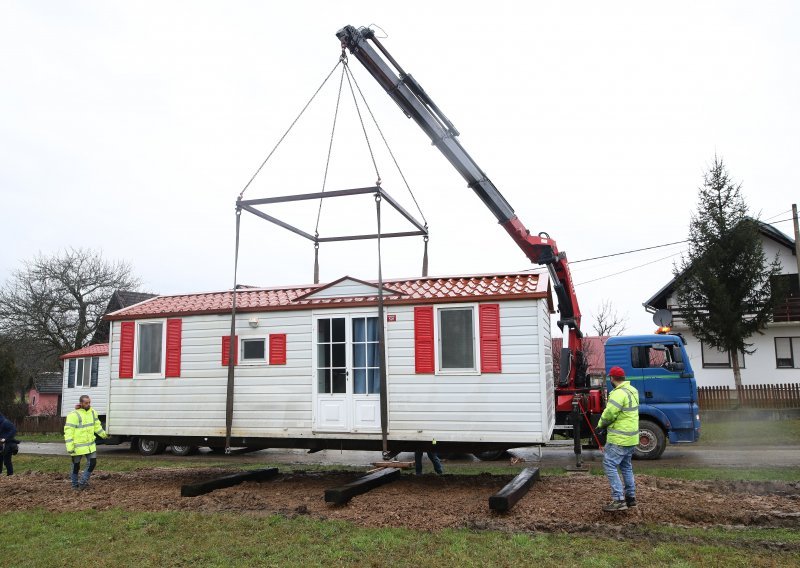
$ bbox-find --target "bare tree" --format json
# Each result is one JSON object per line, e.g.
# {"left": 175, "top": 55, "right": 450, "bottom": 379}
{"left": 0, "top": 248, "right": 141, "bottom": 360}
{"left": 591, "top": 299, "right": 628, "bottom": 336}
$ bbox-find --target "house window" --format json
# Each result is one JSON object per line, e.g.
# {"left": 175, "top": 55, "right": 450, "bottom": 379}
{"left": 69, "top": 356, "right": 99, "bottom": 388}
{"left": 137, "top": 322, "right": 164, "bottom": 375}
{"left": 700, "top": 342, "right": 745, "bottom": 369}
{"left": 241, "top": 338, "right": 266, "bottom": 362}
{"left": 76, "top": 358, "right": 87, "bottom": 387}
{"left": 438, "top": 306, "right": 476, "bottom": 371}
{"left": 353, "top": 316, "right": 380, "bottom": 394}
{"left": 317, "top": 317, "right": 347, "bottom": 394}
{"left": 775, "top": 337, "right": 800, "bottom": 368}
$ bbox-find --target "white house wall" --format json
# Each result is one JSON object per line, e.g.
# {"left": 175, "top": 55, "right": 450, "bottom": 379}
{"left": 680, "top": 326, "right": 800, "bottom": 387}
{"left": 108, "top": 299, "right": 552, "bottom": 445}
{"left": 61, "top": 356, "right": 110, "bottom": 417}
{"left": 662, "top": 233, "right": 800, "bottom": 387}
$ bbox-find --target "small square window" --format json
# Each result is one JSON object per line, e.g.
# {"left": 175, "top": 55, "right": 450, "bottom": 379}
{"left": 242, "top": 338, "right": 266, "bottom": 361}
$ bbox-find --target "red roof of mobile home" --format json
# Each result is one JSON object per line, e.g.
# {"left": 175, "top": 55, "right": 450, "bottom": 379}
{"left": 105, "top": 273, "right": 552, "bottom": 321}
{"left": 60, "top": 343, "right": 110, "bottom": 360}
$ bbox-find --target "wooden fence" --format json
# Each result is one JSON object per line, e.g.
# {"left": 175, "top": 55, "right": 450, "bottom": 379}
{"left": 18, "top": 415, "right": 65, "bottom": 433}
{"left": 698, "top": 383, "right": 800, "bottom": 410}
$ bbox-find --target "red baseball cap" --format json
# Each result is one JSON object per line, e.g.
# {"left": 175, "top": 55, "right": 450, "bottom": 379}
{"left": 608, "top": 366, "right": 626, "bottom": 379}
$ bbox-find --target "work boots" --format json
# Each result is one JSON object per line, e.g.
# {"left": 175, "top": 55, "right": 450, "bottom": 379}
{"left": 625, "top": 496, "right": 637, "bottom": 508}
{"left": 602, "top": 500, "right": 628, "bottom": 512}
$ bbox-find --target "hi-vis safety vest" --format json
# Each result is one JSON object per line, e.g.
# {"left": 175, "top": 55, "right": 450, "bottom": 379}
{"left": 64, "top": 407, "right": 107, "bottom": 455}
{"left": 598, "top": 380, "right": 640, "bottom": 447}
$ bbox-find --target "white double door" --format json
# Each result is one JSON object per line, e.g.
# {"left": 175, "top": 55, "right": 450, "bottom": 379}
{"left": 313, "top": 313, "right": 383, "bottom": 432}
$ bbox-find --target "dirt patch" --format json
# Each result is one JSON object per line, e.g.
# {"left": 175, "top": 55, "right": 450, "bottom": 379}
{"left": 2, "top": 468, "right": 799, "bottom": 533}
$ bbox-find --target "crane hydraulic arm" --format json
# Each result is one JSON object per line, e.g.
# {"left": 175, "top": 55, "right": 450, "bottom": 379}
{"left": 337, "top": 25, "right": 588, "bottom": 389}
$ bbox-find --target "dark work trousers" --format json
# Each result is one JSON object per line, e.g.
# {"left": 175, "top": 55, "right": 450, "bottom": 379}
{"left": 0, "top": 443, "right": 13, "bottom": 476}
{"left": 414, "top": 450, "right": 443, "bottom": 475}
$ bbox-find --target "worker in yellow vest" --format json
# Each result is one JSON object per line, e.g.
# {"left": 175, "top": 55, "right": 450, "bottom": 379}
{"left": 597, "top": 366, "right": 639, "bottom": 511}
{"left": 64, "top": 395, "right": 108, "bottom": 490}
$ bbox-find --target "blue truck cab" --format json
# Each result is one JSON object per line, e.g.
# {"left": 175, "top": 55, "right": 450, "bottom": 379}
{"left": 604, "top": 334, "right": 701, "bottom": 459}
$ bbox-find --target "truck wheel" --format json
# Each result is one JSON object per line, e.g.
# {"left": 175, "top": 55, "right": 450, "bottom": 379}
{"left": 474, "top": 449, "right": 509, "bottom": 461}
{"left": 170, "top": 444, "right": 198, "bottom": 456}
{"left": 137, "top": 438, "right": 166, "bottom": 456}
{"left": 633, "top": 420, "right": 666, "bottom": 460}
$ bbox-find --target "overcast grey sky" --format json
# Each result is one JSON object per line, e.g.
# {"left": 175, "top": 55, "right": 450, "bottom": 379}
{"left": 1, "top": 1, "right": 798, "bottom": 336}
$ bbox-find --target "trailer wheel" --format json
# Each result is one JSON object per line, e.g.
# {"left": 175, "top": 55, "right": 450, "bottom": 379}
{"left": 137, "top": 438, "right": 166, "bottom": 456}
{"left": 170, "top": 444, "right": 198, "bottom": 456}
{"left": 633, "top": 420, "right": 666, "bottom": 460}
{"left": 474, "top": 449, "right": 509, "bottom": 461}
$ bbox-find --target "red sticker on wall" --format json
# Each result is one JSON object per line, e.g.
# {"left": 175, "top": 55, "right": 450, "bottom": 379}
{"left": 387, "top": 314, "right": 396, "bottom": 322}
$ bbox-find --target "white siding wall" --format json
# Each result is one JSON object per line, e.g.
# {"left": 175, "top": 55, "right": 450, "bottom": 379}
{"left": 109, "top": 312, "right": 312, "bottom": 437}
{"left": 384, "top": 300, "right": 550, "bottom": 444}
{"left": 61, "top": 356, "right": 110, "bottom": 417}
{"left": 680, "top": 325, "right": 800, "bottom": 387}
{"left": 109, "top": 299, "right": 552, "bottom": 444}
{"left": 539, "top": 299, "right": 555, "bottom": 433}
{"left": 306, "top": 280, "right": 383, "bottom": 299}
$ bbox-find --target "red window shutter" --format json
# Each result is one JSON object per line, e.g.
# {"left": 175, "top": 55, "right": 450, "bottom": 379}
{"left": 222, "top": 335, "right": 238, "bottom": 366}
{"left": 414, "top": 306, "right": 435, "bottom": 373}
{"left": 480, "top": 304, "right": 502, "bottom": 373}
{"left": 269, "top": 334, "right": 287, "bottom": 365}
{"left": 165, "top": 319, "right": 182, "bottom": 378}
{"left": 119, "top": 321, "right": 135, "bottom": 379}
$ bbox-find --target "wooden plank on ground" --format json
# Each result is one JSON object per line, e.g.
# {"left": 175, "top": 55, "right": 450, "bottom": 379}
{"left": 488, "top": 467, "right": 540, "bottom": 512}
{"left": 325, "top": 467, "right": 401, "bottom": 505}
{"left": 181, "top": 467, "right": 280, "bottom": 497}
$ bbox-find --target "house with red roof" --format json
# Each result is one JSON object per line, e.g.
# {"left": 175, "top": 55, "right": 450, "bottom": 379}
{"left": 102, "top": 273, "right": 556, "bottom": 455}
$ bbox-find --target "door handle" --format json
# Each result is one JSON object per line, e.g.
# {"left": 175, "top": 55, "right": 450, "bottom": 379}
{"left": 645, "top": 391, "right": 653, "bottom": 398}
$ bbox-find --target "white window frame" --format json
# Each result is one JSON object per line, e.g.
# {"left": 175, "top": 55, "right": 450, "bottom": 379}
{"left": 240, "top": 337, "right": 268, "bottom": 365}
{"left": 700, "top": 341, "right": 746, "bottom": 369}
{"left": 134, "top": 320, "right": 167, "bottom": 378}
{"left": 775, "top": 337, "right": 800, "bottom": 369}
{"left": 75, "top": 358, "right": 86, "bottom": 387}
{"left": 435, "top": 304, "right": 480, "bottom": 375}
{"left": 351, "top": 315, "right": 381, "bottom": 395}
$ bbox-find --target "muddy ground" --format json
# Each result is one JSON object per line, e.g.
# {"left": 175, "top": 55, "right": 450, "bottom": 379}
{"left": 2, "top": 467, "right": 799, "bottom": 535}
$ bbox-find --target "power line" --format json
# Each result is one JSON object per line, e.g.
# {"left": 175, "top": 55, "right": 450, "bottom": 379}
{"left": 570, "top": 240, "right": 687, "bottom": 264}
{"left": 763, "top": 209, "right": 791, "bottom": 222}
{"left": 575, "top": 250, "right": 685, "bottom": 286}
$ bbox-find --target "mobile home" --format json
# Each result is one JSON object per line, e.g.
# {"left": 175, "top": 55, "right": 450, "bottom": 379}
{"left": 104, "top": 273, "right": 555, "bottom": 455}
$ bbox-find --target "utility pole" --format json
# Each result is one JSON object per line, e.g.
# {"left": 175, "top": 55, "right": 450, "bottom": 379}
{"left": 793, "top": 204, "right": 800, "bottom": 289}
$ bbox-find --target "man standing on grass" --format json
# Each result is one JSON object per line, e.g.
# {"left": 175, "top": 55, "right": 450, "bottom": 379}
{"left": 64, "top": 395, "right": 108, "bottom": 490}
{"left": 597, "top": 366, "right": 639, "bottom": 512}
{"left": 0, "top": 412, "right": 17, "bottom": 476}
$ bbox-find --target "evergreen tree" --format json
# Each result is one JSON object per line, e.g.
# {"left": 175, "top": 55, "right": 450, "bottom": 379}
{"left": 675, "top": 157, "right": 783, "bottom": 388}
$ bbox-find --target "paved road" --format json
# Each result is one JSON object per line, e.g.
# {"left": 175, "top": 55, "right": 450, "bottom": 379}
{"left": 19, "top": 442, "right": 800, "bottom": 469}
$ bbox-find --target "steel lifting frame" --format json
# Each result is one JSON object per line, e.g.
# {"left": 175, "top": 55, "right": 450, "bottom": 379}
{"left": 236, "top": 185, "right": 428, "bottom": 242}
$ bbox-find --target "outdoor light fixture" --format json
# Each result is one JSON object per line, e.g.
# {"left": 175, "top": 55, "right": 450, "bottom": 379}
{"left": 248, "top": 317, "right": 259, "bottom": 328}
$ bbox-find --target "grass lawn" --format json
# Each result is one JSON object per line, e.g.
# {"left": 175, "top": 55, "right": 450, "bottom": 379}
{"left": 698, "top": 418, "right": 800, "bottom": 446}
{"left": 0, "top": 509, "right": 797, "bottom": 568}
{"left": 16, "top": 432, "right": 64, "bottom": 443}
